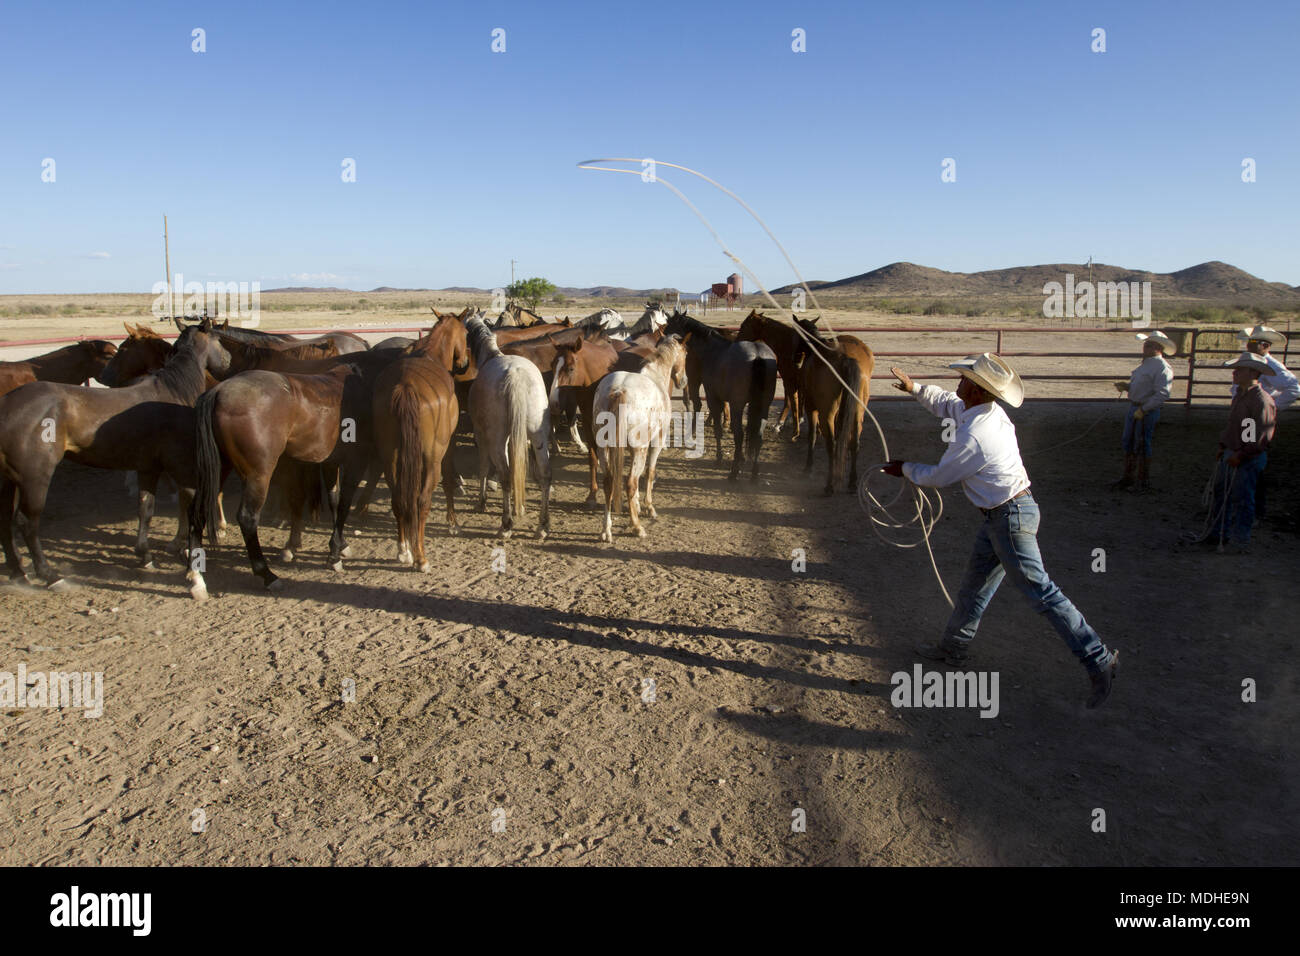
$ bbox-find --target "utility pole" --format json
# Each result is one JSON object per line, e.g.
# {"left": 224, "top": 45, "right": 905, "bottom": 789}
{"left": 510, "top": 259, "right": 517, "bottom": 288}
{"left": 163, "top": 214, "right": 173, "bottom": 320}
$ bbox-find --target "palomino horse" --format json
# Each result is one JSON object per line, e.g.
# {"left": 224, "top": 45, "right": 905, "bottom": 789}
{"left": 0, "top": 325, "right": 231, "bottom": 587}
{"left": 370, "top": 315, "right": 470, "bottom": 570}
{"left": 592, "top": 335, "right": 687, "bottom": 541}
{"left": 664, "top": 311, "right": 777, "bottom": 480}
{"left": 737, "top": 309, "right": 804, "bottom": 439}
{"left": 793, "top": 316, "right": 875, "bottom": 494}
{"left": 550, "top": 332, "right": 623, "bottom": 505}
{"left": 465, "top": 314, "right": 551, "bottom": 539}
{"left": 187, "top": 347, "right": 404, "bottom": 597}
{"left": 0, "top": 339, "right": 118, "bottom": 396}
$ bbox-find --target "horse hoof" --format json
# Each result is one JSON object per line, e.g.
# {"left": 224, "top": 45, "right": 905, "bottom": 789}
{"left": 536, "top": 528, "right": 548, "bottom": 541}
{"left": 266, "top": 578, "right": 284, "bottom": 592}
{"left": 141, "top": 560, "right": 156, "bottom": 570}
{"left": 47, "top": 578, "right": 76, "bottom": 593}
{"left": 190, "top": 582, "right": 209, "bottom": 602}
{"left": 635, "top": 527, "right": 647, "bottom": 538}
{"left": 417, "top": 562, "right": 430, "bottom": 573}
{"left": 447, "top": 525, "right": 459, "bottom": 537}
{"left": 341, "top": 545, "right": 353, "bottom": 558}
{"left": 331, "top": 560, "right": 344, "bottom": 573}
{"left": 487, "top": 479, "right": 501, "bottom": 492}
{"left": 280, "top": 549, "right": 294, "bottom": 563}
{"left": 500, "top": 529, "right": 513, "bottom": 540}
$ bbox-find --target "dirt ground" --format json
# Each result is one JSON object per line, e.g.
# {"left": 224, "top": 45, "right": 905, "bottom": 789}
{"left": 1, "top": 374, "right": 1296, "bottom": 865}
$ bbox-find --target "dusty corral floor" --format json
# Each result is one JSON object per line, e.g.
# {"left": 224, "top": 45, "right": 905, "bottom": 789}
{"left": 0, "top": 401, "right": 1295, "bottom": 866}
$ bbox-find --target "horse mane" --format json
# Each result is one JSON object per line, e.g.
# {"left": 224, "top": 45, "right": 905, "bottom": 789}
{"left": 465, "top": 315, "right": 502, "bottom": 365}
{"left": 148, "top": 328, "right": 211, "bottom": 403}
{"left": 627, "top": 307, "right": 664, "bottom": 336}
{"left": 794, "top": 318, "right": 836, "bottom": 356}
{"left": 667, "top": 310, "right": 721, "bottom": 341}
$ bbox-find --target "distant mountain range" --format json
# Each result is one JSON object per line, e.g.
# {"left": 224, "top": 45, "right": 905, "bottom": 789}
{"left": 262, "top": 262, "right": 1299, "bottom": 305}
{"left": 772, "top": 261, "right": 1300, "bottom": 304}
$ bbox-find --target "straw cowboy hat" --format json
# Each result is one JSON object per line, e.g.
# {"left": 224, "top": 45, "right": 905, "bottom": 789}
{"left": 1236, "top": 325, "right": 1286, "bottom": 348}
{"left": 1223, "top": 351, "right": 1271, "bottom": 374}
{"left": 948, "top": 353, "right": 1024, "bottom": 407}
{"left": 1135, "top": 330, "right": 1177, "bottom": 356}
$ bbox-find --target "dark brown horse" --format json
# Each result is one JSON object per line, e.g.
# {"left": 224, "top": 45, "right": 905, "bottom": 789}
{"left": 186, "top": 348, "right": 404, "bottom": 598}
{"left": 551, "top": 334, "right": 622, "bottom": 505}
{"left": 96, "top": 325, "right": 175, "bottom": 386}
{"left": 663, "top": 311, "right": 777, "bottom": 480}
{"left": 0, "top": 325, "right": 232, "bottom": 587}
{"left": 208, "top": 320, "right": 369, "bottom": 355}
{"left": 737, "top": 309, "right": 804, "bottom": 440}
{"left": 793, "top": 316, "right": 875, "bottom": 494}
{"left": 370, "top": 316, "right": 470, "bottom": 570}
{"left": 0, "top": 339, "right": 118, "bottom": 397}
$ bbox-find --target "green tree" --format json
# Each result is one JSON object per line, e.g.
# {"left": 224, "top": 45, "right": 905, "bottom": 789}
{"left": 507, "top": 277, "right": 556, "bottom": 312}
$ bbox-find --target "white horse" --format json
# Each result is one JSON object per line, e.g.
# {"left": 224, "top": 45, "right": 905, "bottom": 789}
{"left": 466, "top": 313, "right": 552, "bottom": 539}
{"left": 602, "top": 305, "right": 666, "bottom": 341}
{"left": 593, "top": 334, "right": 687, "bottom": 541}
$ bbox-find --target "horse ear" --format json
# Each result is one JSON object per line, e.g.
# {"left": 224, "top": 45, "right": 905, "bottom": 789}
{"left": 810, "top": 315, "right": 821, "bottom": 325}
{"left": 173, "top": 316, "right": 186, "bottom": 333}
{"left": 124, "top": 322, "right": 137, "bottom": 337}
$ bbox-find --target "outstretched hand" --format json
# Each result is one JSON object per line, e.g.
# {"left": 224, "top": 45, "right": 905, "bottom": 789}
{"left": 890, "top": 367, "right": 914, "bottom": 394}
{"left": 882, "top": 460, "right": 905, "bottom": 477}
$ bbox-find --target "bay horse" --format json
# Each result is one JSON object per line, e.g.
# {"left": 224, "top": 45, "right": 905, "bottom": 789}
{"left": 0, "top": 325, "right": 231, "bottom": 587}
{"left": 663, "top": 311, "right": 777, "bottom": 480}
{"left": 370, "top": 316, "right": 470, "bottom": 570}
{"left": 737, "top": 309, "right": 804, "bottom": 439}
{"left": 793, "top": 316, "right": 875, "bottom": 495}
{"left": 465, "top": 314, "right": 551, "bottom": 539}
{"left": 592, "top": 335, "right": 687, "bottom": 541}
{"left": 0, "top": 339, "right": 118, "bottom": 397}
{"left": 550, "top": 332, "right": 623, "bottom": 505}
{"left": 186, "top": 348, "right": 404, "bottom": 598}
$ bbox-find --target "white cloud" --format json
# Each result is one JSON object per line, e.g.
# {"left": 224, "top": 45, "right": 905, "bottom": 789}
{"left": 87, "top": 251, "right": 111, "bottom": 259}
{"left": 288, "top": 272, "right": 342, "bottom": 282}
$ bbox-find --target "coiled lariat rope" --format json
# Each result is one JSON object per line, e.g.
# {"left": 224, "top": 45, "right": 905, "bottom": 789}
{"left": 1180, "top": 460, "right": 1237, "bottom": 551}
{"left": 577, "top": 157, "right": 1126, "bottom": 610}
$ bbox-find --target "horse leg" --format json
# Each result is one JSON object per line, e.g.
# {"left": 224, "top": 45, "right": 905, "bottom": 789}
{"left": 532, "top": 428, "right": 552, "bottom": 540}
{"left": 645, "top": 440, "right": 664, "bottom": 519}
{"left": 627, "top": 446, "right": 648, "bottom": 537}
{"left": 236, "top": 475, "right": 280, "bottom": 590}
{"left": 216, "top": 491, "right": 227, "bottom": 538}
{"left": 748, "top": 400, "right": 765, "bottom": 481}
{"left": 328, "top": 460, "right": 363, "bottom": 572}
{"left": 0, "top": 480, "right": 26, "bottom": 582}
{"left": 789, "top": 385, "right": 802, "bottom": 442}
{"left": 281, "top": 466, "right": 306, "bottom": 563}
{"left": 14, "top": 478, "right": 60, "bottom": 588}
{"left": 582, "top": 393, "right": 599, "bottom": 509}
{"left": 598, "top": 444, "right": 614, "bottom": 543}
{"left": 440, "top": 451, "right": 459, "bottom": 537}
{"left": 495, "top": 448, "right": 514, "bottom": 539}
{"left": 706, "top": 395, "right": 725, "bottom": 464}
{"left": 727, "top": 400, "right": 744, "bottom": 481}
{"left": 847, "top": 410, "right": 863, "bottom": 495}
{"left": 170, "top": 486, "right": 194, "bottom": 557}
{"left": 135, "top": 471, "right": 160, "bottom": 568}
{"left": 805, "top": 407, "right": 819, "bottom": 472}
{"left": 821, "top": 410, "right": 837, "bottom": 496}
{"left": 476, "top": 441, "right": 490, "bottom": 513}
{"left": 353, "top": 458, "right": 382, "bottom": 519}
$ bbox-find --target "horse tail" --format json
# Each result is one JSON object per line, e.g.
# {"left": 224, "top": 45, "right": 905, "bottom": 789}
{"left": 507, "top": 377, "right": 530, "bottom": 516}
{"left": 392, "top": 383, "right": 425, "bottom": 545}
{"left": 193, "top": 390, "right": 223, "bottom": 546}
{"left": 835, "top": 355, "right": 863, "bottom": 485}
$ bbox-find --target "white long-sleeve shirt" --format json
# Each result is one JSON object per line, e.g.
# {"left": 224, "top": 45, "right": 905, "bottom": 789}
{"left": 1229, "top": 353, "right": 1300, "bottom": 409}
{"left": 901, "top": 384, "right": 1032, "bottom": 510}
{"left": 1128, "top": 355, "right": 1174, "bottom": 412}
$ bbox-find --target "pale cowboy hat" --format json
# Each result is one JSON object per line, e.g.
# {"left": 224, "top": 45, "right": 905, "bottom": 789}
{"left": 1223, "top": 351, "right": 1271, "bottom": 374}
{"left": 1236, "top": 325, "right": 1286, "bottom": 348}
{"left": 1135, "top": 330, "right": 1177, "bottom": 356}
{"left": 948, "top": 353, "right": 1024, "bottom": 408}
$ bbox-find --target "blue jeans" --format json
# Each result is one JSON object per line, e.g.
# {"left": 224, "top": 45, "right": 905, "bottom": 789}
{"left": 1210, "top": 453, "right": 1267, "bottom": 545}
{"left": 943, "top": 494, "right": 1113, "bottom": 674}
{"left": 1121, "top": 405, "right": 1160, "bottom": 455}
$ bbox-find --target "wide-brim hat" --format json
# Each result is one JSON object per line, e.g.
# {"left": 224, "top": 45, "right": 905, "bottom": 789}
{"left": 948, "top": 353, "right": 1024, "bottom": 407}
{"left": 1136, "top": 330, "right": 1177, "bottom": 356}
{"left": 1237, "top": 325, "right": 1286, "bottom": 348}
{"left": 1224, "top": 351, "right": 1271, "bottom": 374}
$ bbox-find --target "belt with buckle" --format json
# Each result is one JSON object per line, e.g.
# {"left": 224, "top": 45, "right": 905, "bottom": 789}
{"left": 980, "top": 487, "right": 1030, "bottom": 518}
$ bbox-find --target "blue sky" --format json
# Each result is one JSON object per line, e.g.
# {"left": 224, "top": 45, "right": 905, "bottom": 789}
{"left": 1, "top": 0, "right": 1297, "bottom": 294}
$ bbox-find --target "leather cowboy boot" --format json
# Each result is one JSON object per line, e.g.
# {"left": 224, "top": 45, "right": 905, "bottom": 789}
{"left": 1110, "top": 454, "right": 1136, "bottom": 490}
{"left": 1136, "top": 456, "right": 1152, "bottom": 493}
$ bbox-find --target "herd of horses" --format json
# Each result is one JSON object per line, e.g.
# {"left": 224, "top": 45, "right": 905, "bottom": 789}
{"left": 0, "top": 305, "right": 875, "bottom": 599}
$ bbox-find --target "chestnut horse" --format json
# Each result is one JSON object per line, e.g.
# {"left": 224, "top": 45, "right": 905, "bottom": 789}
{"left": 187, "top": 348, "right": 404, "bottom": 597}
{"left": 663, "top": 311, "right": 776, "bottom": 480}
{"left": 793, "top": 316, "right": 875, "bottom": 495}
{"left": 0, "top": 325, "right": 231, "bottom": 587}
{"left": 370, "top": 315, "right": 470, "bottom": 570}
{"left": 737, "top": 309, "right": 803, "bottom": 439}
{"left": 0, "top": 339, "right": 118, "bottom": 397}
